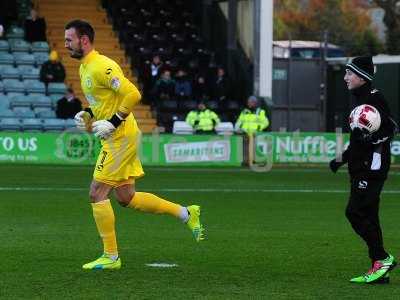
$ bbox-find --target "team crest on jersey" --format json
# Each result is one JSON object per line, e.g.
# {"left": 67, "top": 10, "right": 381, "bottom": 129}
{"left": 111, "top": 77, "right": 121, "bottom": 90}
{"left": 85, "top": 77, "right": 93, "bottom": 89}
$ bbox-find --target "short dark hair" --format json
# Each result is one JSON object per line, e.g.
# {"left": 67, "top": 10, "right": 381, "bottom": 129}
{"left": 65, "top": 19, "right": 95, "bottom": 43}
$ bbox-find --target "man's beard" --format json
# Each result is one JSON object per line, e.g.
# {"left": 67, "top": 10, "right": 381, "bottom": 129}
{"left": 70, "top": 48, "right": 84, "bottom": 59}
{"left": 69, "top": 41, "right": 84, "bottom": 59}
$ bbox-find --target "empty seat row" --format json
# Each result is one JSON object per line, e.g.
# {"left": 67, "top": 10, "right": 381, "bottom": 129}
{"left": 0, "top": 107, "right": 56, "bottom": 119}
{"left": 0, "top": 80, "right": 66, "bottom": 94}
{"left": 0, "top": 93, "right": 65, "bottom": 109}
{"left": 0, "top": 118, "right": 75, "bottom": 131}
{"left": 0, "top": 52, "right": 49, "bottom": 66}
{"left": 0, "top": 40, "right": 49, "bottom": 53}
{"left": 0, "top": 65, "right": 40, "bottom": 80}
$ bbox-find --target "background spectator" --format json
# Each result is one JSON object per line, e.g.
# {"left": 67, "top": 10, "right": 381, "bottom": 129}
{"left": 174, "top": 69, "right": 192, "bottom": 101}
{"left": 24, "top": 8, "right": 47, "bottom": 43}
{"left": 143, "top": 55, "right": 163, "bottom": 99}
{"left": 212, "top": 67, "right": 230, "bottom": 102}
{"left": 0, "top": 0, "right": 17, "bottom": 33}
{"left": 56, "top": 88, "right": 82, "bottom": 119}
{"left": 192, "top": 75, "right": 210, "bottom": 103}
{"left": 152, "top": 69, "right": 175, "bottom": 102}
{"left": 40, "top": 50, "right": 66, "bottom": 91}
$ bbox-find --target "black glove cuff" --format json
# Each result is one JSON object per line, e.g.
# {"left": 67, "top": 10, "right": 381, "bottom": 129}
{"left": 84, "top": 107, "right": 94, "bottom": 118}
{"left": 109, "top": 113, "right": 124, "bottom": 128}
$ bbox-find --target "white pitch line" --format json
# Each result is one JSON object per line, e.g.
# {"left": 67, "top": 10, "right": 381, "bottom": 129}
{"left": 0, "top": 187, "right": 400, "bottom": 194}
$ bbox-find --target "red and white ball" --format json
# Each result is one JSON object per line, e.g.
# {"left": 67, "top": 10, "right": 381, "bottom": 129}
{"left": 349, "top": 104, "right": 381, "bottom": 133}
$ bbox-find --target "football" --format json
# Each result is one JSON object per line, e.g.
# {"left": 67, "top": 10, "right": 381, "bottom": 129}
{"left": 349, "top": 104, "right": 381, "bottom": 133}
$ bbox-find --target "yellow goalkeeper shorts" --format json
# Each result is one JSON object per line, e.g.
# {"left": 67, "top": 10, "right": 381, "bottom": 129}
{"left": 93, "top": 115, "right": 144, "bottom": 187}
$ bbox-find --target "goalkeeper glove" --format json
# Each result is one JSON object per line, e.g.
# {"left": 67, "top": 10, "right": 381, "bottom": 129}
{"left": 92, "top": 113, "right": 124, "bottom": 139}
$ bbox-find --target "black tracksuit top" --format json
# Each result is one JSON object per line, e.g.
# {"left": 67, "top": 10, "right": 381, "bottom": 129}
{"left": 343, "top": 83, "right": 397, "bottom": 180}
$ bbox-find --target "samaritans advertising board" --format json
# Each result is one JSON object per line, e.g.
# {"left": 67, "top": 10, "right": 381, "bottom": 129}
{"left": 255, "top": 132, "right": 400, "bottom": 164}
{"left": 0, "top": 132, "right": 243, "bottom": 166}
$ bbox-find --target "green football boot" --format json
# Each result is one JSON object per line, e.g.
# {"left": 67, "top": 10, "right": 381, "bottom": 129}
{"left": 186, "top": 205, "right": 205, "bottom": 242}
{"left": 350, "top": 254, "right": 396, "bottom": 284}
{"left": 82, "top": 254, "right": 121, "bottom": 270}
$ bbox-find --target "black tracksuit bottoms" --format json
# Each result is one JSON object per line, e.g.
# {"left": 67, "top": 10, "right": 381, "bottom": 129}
{"left": 345, "top": 178, "right": 388, "bottom": 261}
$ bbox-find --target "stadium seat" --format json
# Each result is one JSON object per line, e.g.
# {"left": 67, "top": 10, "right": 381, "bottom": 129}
{"left": 215, "top": 122, "right": 234, "bottom": 135}
{"left": 0, "top": 40, "right": 10, "bottom": 52}
{"left": 14, "top": 52, "right": 36, "bottom": 66}
{"left": 24, "top": 80, "right": 46, "bottom": 94}
{"left": 0, "top": 66, "right": 20, "bottom": 80}
{"left": 64, "top": 119, "right": 76, "bottom": 128}
{"left": 13, "top": 107, "right": 35, "bottom": 118}
{"left": 0, "top": 109, "right": 15, "bottom": 117}
{"left": 0, "top": 81, "right": 3, "bottom": 93}
{"left": 0, "top": 118, "right": 21, "bottom": 131}
{"left": 43, "top": 118, "right": 65, "bottom": 131}
{"left": 34, "top": 52, "right": 49, "bottom": 66}
{"left": 31, "top": 41, "right": 50, "bottom": 53}
{"left": 172, "top": 120, "right": 194, "bottom": 134}
{"left": 29, "top": 94, "right": 52, "bottom": 108}
{"left": 34, "top": 107, "right": 56, "bottom": 118}
{"left": 49, "top": 93, "right": 64, "bottom": 108}
{"left": 205, "top": 100, "right": 219, "bottom": 111}
{"left": 6, "top": 26, "right": 25, "bottom": 39}
{"left": 0, "top": 53, "right": 15, "bottom": 65}
{"left": 180, "top": 100, "right": 197, "bottom": 111}
{"left": 18, "top": 65, "right": 40, "bottom": 80}
{"left": 21, "top": 118, "right": 43, "bottom": 131}
{"left": 47, "top": 82, "right": 67, "bottom": 94}
{"left": 0, "top": 94, "right": 9, "bottom": 108}
{"left": 9, "top": 94, "right": 31, "bottom": 108}
{"left": 9, "top": 39, "right": 31, "bottom": 52}
{"left": 3, "top": 79, "right": 25, "bottom": 93}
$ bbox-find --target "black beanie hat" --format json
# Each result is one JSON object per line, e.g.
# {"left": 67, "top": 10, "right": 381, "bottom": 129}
{"left": 345, "top": 56, "right": 374, "bottom": 81}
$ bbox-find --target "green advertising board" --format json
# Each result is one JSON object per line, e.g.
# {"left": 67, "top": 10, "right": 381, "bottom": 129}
{"left": 255, "top": 132, "right": 400, "bottom": 164}
{"left": 0, "top": 132, "right": 243, "bottom": 166}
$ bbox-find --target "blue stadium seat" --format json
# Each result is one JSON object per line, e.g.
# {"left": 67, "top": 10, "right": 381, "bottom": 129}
{"left": 48, "top": 82, "right": 67, "bottom": 94}
{"left": 0, "top": 40, "right": 10, "bottom": 52}
{"left": 0, "top": 53, "right": 15, "bottom": 65}
{"left": 0, "top": 81, "right": 3, "bottom": 93}
{"left": 3, "top": 79, "right": 25, "bottom": 93}
{"left": 9, "top": 94, "right": 31, "bottom": 108}
{"left": 6, "top": 26, "right": 25, "bottom": 39}
{"left": 14, "top": 52, "right": 36, "bottom": 66}
{"left": 31, "top": 41, "right": 50, "bottom": 53}
{"left": 34, "top": 107, "right": 56, "bottom": 118}
{"left": 49, "top": 93, "right": 64, "bottom": 107}
{"left": 0, "top": 94, "right": 9, "bottom": 109}
{"left": 0, "top": 66, "right": 20, "bottom": 80}
{"left": 0, "top": 118, "right": 21, "bottom": 131}
{"left": 0, "top": 109, "right": 15, "bottom": 117}
{"left": 24, "top": 80, "right": 46, "bottom": 94}
{"left": 18, "top": 65, "right": 40, "bottom": 80}
{"left": 9, "top": 39, "right": 31, "bottom": 52}
{"left": 43, "top": 118, "right": 65, "bottom": 131}
{"left": 13, "top": 107, "right": 35, "bottom": 118}
{"left": 21, "top": 118, "right": 43, "bottom": 131}
{"left": 29, "top": 94, "right": 52, "bottom": 108}
{"left": 64, "top": 119, "right": 76, "bottom": 128}
{"left": 34, "top": 52, "right": 49, "bottom": 66}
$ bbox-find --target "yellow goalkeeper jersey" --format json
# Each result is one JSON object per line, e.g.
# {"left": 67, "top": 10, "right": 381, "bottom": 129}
{"left": 79, "top": 50, "right": 141, "bottom": 135}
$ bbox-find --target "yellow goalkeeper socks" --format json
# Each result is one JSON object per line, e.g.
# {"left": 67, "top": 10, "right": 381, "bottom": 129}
{"left": 128, "top": 192, "right": 188, "bottom": 220}
{"left": 91, "top": 199, "right": 118, "bottom": 257}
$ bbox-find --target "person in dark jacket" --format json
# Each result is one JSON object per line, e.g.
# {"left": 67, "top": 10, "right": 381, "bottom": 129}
{"left": 329, "top": 56, "right": 398, "bottom": 284}
{"left": 24, "top": 8, "right": 47, "bottom": 43}
{"left": 56, "top": 88, "right": 82, "bottom": 119}
{"left": 40, "top": 50, "right": 66, "bottom": 92}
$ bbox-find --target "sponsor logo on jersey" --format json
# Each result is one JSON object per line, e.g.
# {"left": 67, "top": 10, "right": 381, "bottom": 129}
{"left": 358, "top": 180, "right": 368, "bottom": 189}
{"left": 106, "top": 68, "right": 112, "bottom": 75}
{"left": 85, "top": 77, "right": 92, "bottom": 89}
{"left": 111, "top": 77, "right": 121, "bottom": 90}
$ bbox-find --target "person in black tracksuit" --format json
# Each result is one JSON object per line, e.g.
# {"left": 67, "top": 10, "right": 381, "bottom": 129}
{"left": 329, "top": 56, "right": 398, "bottom": 284}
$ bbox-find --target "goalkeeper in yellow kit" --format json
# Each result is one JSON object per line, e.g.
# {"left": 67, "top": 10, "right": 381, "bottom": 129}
{"left": 64, "top": 19, "right": 204, "bottom": 270}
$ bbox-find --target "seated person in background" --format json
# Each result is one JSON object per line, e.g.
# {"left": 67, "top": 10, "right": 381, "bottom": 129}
{"left": 186, "top": 101, "right": 220, "bottom": 134}
{"left": 56, "top": 88, "right": 82, "bottom": 119}
{"left": 143, "top": 54, "right": 163, "bottom": 99}
{"left": 152, "top": 69, "right": 175, "bottom": 102}
{"left": 174, "top": 69, "right": 192, "bottom": 101}
{"left": 40, "top": 50, "right": 66, "bottom": 89}
{"left": 192, "top": 75, "right": 210, "bottom": 103}
{"left": 235, "top": 95, "right": 269, "bottom": 135}
{"left": 24, "top": 8, "right": 47, "bottom": 43}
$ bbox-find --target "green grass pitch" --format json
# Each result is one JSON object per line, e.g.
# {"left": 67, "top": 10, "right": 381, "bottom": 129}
{"left": 0, "top": 164, "right": 399, "bottom": 299}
